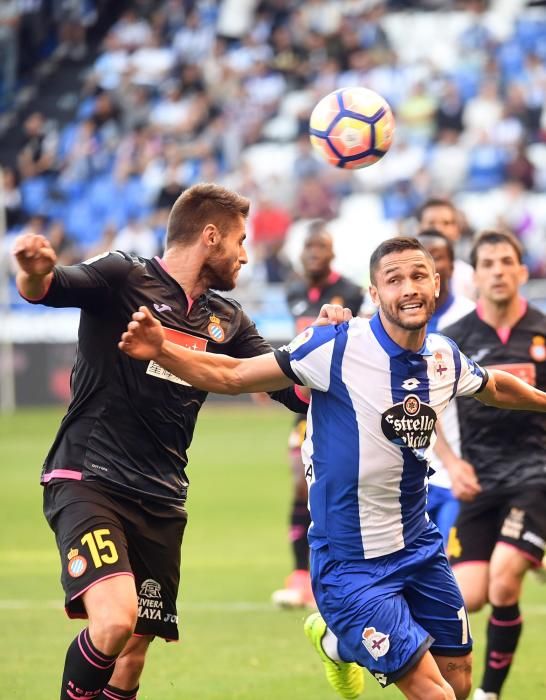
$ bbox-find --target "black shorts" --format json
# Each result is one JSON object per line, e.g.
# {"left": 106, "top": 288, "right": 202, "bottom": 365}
{"left": 449, "top": 485, "right": 546, "bottom": 568}
{"left": 43, "top": 480, "right": 188, "bottom": 640}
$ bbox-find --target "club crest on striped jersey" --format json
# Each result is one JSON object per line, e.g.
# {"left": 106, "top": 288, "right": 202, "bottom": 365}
{"left": 67, "top": 549, "right": 87, "bottom": 578}
{"left": 381, "top": 393, "right": 437, "bottom": 452}
{"left": 207, "top": 314, "right": 225, "bottom": 342}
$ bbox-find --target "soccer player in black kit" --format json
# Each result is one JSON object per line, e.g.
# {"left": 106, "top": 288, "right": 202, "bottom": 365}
{"left": 272, "top": 221, "right": 363, "bottom": 608}
{"left": 12, "top": 183, "right": 348, "bottom": 700}
{"left": 439, "top": 231, "right": 546, "bottom": 700}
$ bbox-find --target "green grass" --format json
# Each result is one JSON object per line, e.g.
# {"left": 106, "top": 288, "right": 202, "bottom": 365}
{"left": 0, "top": 405, "right": 544, "bottom": 699}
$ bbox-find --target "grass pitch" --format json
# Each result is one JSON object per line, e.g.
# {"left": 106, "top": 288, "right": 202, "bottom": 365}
{"left": 0, "top": 404, "right": 544, "bottom": 699}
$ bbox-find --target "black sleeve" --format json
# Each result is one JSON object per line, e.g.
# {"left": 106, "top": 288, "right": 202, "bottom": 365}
{"left": 230, "top": 308, "right": 309, "bottom": 413}
{"left": 274, "top": 348, "right": 302, "bottom": 384}
{"left": 25, "top": 251, "right": 134, "bottom": 311}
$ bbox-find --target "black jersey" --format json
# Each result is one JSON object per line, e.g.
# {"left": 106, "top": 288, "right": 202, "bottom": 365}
{"left": 443, "top": 305, "right": 546, "bottom": 490}
{"left": 286, "top": 272, "right": 364, "bottom": 335}
{"left": 285, "top": 272, "right": 363, "bottom": 422}
{"left": 29, "top": 251, "right": 307, "bottom": 505}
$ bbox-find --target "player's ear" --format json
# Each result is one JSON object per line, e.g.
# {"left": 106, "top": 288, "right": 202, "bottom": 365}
{"left": 518, "top": 263, "right": 529, "bottom": 286}
{"left": 203, "top": 224, "right": 220, "bottom": 247}
{"left": 434, "top": 272, "right": 440, "bottom": 298}
{"left": 368, "top": 284, "right": 380, "bottom": 307}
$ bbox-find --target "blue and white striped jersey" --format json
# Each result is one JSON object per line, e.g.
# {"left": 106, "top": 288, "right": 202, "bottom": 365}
{"left": 274, "top": 314, "right": 488, "bottom": 561}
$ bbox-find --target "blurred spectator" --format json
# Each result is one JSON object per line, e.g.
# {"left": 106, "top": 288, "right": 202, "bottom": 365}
{"left": 293, "top": 176, "right": 337, "bottom": 220}
{"left": 0, "top": 1, "right": 20, "bottom": 107}
{"left": 113, "top": 215, "right": 158, "bottom": 259}
{"left": 17, "top": 113, "right": 58, "bottom": 179}
{"left": 2, "top": 166, "right": 23, "bottom": 229}
{"left": 435, "top": 80, "right": 464, "bottom": 137}
{"left": 52, "top": 0, "right": 97, "bottom": 61}
{"left": 505, "top": 141, "right": 535, "bottom": 190}
{"left": 397, "top": 81, "right": 438, "bottom": 145}
{"left": 172, "top": 7, "right": 215, "bottom": 65}
{"left": 48, "top": 220, "right": 81, "bottom": 265}
{"left": 110, "top": 9, "right": 152, "bottom": 50}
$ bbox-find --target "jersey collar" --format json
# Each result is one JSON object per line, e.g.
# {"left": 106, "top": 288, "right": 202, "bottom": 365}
{"left": 370, "top": 312, "right": 433, "bottom": 357}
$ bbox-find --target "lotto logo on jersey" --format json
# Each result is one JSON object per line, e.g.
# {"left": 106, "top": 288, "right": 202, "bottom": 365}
{"left": 381, "top": 394, "right": 437, "bottom": 453}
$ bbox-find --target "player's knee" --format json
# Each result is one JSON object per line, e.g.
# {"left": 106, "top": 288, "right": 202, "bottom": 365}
{"left": 488, "top": 577, "right": 519, "bottom": 606}
{"left": 116, "top": 645, "right": 148, "bottom": 679}
{"left": 89, "top": 611, "right": 138, "bottom": 655}
{"left": 464, "top": 594, "right": 487, "bottom": 613}
{"left": 407, "top": 683, "right": 455, "bottom": 700}
{"left": 450, "top": 674, "right": 472, "bottom": 699}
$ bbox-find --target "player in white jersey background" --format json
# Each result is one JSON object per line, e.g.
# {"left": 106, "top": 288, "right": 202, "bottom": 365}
{"left": 417, "top": 230, "right": 476, "bottom": 545}
{"left": 118, "top": 237, "right": 546, "bottom": 700}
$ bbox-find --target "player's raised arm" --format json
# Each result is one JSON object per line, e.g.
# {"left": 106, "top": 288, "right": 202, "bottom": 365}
{"left": 476, "top": 368, "right": 546, "bottom": 412}
{"left": 12, "top": 233, "right": 57, "bottom": 299}
{"left": 119, "top": 307, "right": 294, "bottom": 394}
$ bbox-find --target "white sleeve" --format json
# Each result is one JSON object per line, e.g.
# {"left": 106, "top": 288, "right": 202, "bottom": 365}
{"left": 275, "top": 324, "right": 339, "bottom": 391}
{"left": 456, "top": 351, "right": 488, "bottom": 397}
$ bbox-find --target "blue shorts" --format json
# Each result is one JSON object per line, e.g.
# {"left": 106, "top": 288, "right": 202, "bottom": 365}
{"left": 427, "top": 485, "right": 460, "bottom": 545}
{"left": 310, "top": 522, "right": 472, "bottom": 688}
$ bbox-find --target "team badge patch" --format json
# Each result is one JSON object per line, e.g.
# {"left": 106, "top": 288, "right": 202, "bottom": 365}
{"left": 362, "top": 627, "right": 390, "bottom": 660}
{"left": 433, "top": 351, "right": 448, "bottom": 379}
{"left": 67, "top": 553, "right": 87, "bottom": 578}
{"left": 285, "top": 327, "right": 314, "bottom": 354}
{"left": 529, "top": 336, "right": 546, "bottom": 362}
{"left": 208, "top": 314, "right": 225, "bottom": 342}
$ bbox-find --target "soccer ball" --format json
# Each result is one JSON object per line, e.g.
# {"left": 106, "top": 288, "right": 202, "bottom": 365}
{"left": 309, "top": 87, "right": 395, "bottom": 169}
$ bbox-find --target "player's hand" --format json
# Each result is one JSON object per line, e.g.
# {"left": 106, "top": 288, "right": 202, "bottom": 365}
{"left": 119, "top": 306, "right": 166, "bottom": 361}
{"left": 313, "top": 304, "right": 353, "bottom": 326}
{"left": 447, "top": 457, "right": 481, "bottom": 502}
{"left": 12, "top": 233, "right": 57, "bottom": 276}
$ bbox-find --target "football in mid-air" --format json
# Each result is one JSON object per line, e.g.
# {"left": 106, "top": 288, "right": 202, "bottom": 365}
{"left": 309, "top": 87, "right": 395, "bottom": 169}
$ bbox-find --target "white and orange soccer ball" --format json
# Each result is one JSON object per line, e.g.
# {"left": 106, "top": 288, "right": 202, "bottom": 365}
{"left": 309, "top": 87, "right": 395, "bottom": 169}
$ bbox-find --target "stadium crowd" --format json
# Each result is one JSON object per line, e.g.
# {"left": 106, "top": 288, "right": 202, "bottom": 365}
{"left": 2, "top": 0, "right": 546, "bottom": 308}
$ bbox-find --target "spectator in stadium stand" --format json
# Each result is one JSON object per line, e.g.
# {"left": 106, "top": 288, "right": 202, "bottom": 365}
{"left": 416, "top": 198, "right": 475, "bottom": 300}
{"left": 11, "top": 182, "right": 348, "bottom": 700}
{"left": 119, "top": 235, "right": 546, "bottom": 700}
{"left": 437, "top": 230, "right": 546, "bottom": 700}
{"left": 272, "top": 220, "right": 363, "bottom": 609}
{"left": 0, "top": 0, "right": 19, "bottom": 108}
{"left": 417, "top": 230, "right": 475, "bottom": 546}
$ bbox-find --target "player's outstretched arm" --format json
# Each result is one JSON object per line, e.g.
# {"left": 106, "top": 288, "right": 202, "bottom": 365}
{"left": 12, "top": 233, "right": 57, "bottom": 299}
{"left": 119, "top": 307, "right": 294, "bottom": 395}
{"left": 477, "top": 369, "right": 546, "bottom": 412}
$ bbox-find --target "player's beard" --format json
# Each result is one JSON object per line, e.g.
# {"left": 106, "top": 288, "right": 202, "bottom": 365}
{"left": 381, "top": 296, "right": 436, "bottom": 331}
{"left": 202, "top": 250, "right": 238, "bottom": 292}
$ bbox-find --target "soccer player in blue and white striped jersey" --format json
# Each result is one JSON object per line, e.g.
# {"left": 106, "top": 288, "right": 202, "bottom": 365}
{"left": 119, "top": 237, "right": 546, "bottom": 700}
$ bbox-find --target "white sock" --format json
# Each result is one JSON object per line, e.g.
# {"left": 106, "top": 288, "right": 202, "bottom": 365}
{"left": 321, "top": 626, "right": 342, "bottom": 662}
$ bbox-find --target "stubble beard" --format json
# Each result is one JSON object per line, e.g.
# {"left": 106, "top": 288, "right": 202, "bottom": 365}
{"left": 381, "top": 298, "right": 435, "bottom": 331}
{"left": 201, "top": 258, "right": 237, "bottom": 292}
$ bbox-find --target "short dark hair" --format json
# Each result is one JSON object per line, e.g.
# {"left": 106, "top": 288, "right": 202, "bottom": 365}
{"left": 416, "top": 197, "right": 456, "bottom": 222}
{"left": 470, "top": 230, "right": 523, "bottom": 268}
{"left": 166, "top": 183, "right": 250, "bottom": 247}
{"left": 370, "top": 237, "right": 434, "bottom": 283}
{"left": 417, "top": 229, "right": 455, "bottom": 263}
